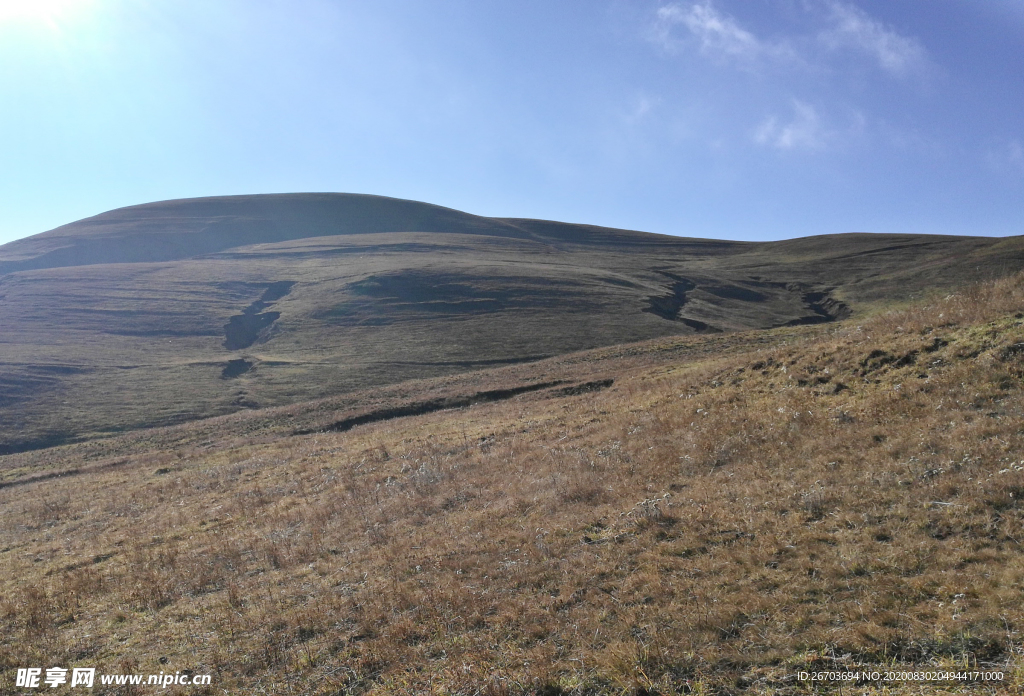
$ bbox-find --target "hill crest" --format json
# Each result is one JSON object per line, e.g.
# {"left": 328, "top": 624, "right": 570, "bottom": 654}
{"left": 1, "top": 193, "right": 1022, "bottom": 453}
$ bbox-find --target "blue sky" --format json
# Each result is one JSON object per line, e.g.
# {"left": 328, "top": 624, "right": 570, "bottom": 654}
{"left": 0, "top": 0, "right": 1021, "bottom": 245}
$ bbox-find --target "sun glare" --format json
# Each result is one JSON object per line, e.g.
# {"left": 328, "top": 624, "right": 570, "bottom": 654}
{"left": 0, "top": 0, "right": 89, "bottom": 23}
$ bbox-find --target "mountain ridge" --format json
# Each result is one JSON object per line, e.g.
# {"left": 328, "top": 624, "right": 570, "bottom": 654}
{"left": 1, "top": 192, "right": 1022, "bottom": 454}
{"left": 4, "top": 191, "right": 998, "bottom": 273}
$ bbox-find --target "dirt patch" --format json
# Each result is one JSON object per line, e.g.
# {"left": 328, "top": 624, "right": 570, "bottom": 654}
{"left": 294, "top": 381, "right": 570, "bottom": 435}
{"left": 643, "top": 273, "right": 723, "bottom": 333}
{"left": 0, "top": 457, "right": 129, "bottom": 489}
{"left": 643, "top": 274, "right": 697, "bottom": 322}
{"left": 782, "top": 287, "right": 851, "bottom": 326}
{"left": 224, "top": 312, "right": 279, "bottom": 351}
{"left": 223, "top": 281, "right": 295, "bottom": 350}
{"left": 645, "top": 275, "right": 851, "bottom": 331}
{"left": 680, "top": 317, "right": 719, "bottom": 332}
{"left": 552, "top": 379, "right": 614, "bottom": 396}
{"left": 221, "top": 359, "right": 254, "bottom": 379}
{"left": 0, "top": 467, "right": 82, "bottom": 489}
{"left": 259, "top": 281, "right": 296, "bottom": 304}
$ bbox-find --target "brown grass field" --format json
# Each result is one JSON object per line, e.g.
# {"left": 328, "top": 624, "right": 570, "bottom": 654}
{"left": 3, "top": 271, "right": 1024, "bottom": 694}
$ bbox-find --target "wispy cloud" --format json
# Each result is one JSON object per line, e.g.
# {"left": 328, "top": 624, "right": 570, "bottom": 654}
{"left": 754, "top": 101, "right": 867, "bottom": 152}
{"left": 754, "top": 100, "right": 826, "bottom": 150}
{"left": 626, "top": 95, "right": 658, "bottom": 123}
{"left": 652, "top": 1, "right": 926, "bottom": 77}
{"left": 657, "top": 3, "right": 758, "bottom": 58}
{"left": 819, "top": 0, "right": 927, "bottom": 77}
{"left": 649, "top": 3, "right": 928, "bottom": 154}
{"left": 653, "top": 2, "right": 792, "bottom": 65}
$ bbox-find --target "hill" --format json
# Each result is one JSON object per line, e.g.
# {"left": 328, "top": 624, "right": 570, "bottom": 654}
{"left": 1, "top": 193, "right": 1023, "bottom": 453}
{"left": 2, "top": 273, "right": 1023, "bottom": 694}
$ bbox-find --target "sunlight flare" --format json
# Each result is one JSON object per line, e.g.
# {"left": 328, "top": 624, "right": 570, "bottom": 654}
{"left": 0, "top": 0, "right": 90, "bottom": 23}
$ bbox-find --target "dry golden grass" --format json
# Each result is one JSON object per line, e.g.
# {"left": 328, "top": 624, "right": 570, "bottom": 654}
{"left": 4, "top": 275, "right": 1024, "bottom": 694}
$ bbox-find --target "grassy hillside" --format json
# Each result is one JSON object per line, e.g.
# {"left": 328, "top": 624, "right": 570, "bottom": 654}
{"left": 2, "top": 273, "right": 1024, "bottom": 694}
{"left": 2, "top": 193, "right": 1023, "bottom": 454}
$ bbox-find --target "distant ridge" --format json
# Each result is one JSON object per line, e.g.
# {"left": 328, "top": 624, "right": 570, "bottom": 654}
{"left": 1, "top": 192, "right": 1023, "bottom": 453}
{"left": 0, "top": 193, "right": 687, "bottom": 275}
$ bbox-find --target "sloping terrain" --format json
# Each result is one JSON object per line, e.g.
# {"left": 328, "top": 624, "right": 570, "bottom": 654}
{"left": 2, "top": 193, "right": 1023, "bottom": 453}
{"left": 2, "top": 274, "right": 1024, "bottom": 694}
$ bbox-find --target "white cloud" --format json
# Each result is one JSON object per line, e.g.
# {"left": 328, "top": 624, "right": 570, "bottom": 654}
{"left": 653, "top": 2, "right": 792, "bottom": 65}
{"left": 754, "top": 100, "right": 826, "bottom": 150}
{"left": 658, "top": 3, "right": 759, "bottom": 58}
{"left": 648, "top": 3, "right": 927, "bottom": 153}
{"left": 628, "top": 95, "right": 657, "bottom": 122}
{"left": 819, "top": 0, "right": 926, "bottom": 76}
{"left": 618, "top": 94, "right": 661, "bottom": 129}
{"left": 754, "top": 101, "right": 870, "bottom": 152}
{"left": 652, "top": 1, "right": 927, "bottom": 78}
